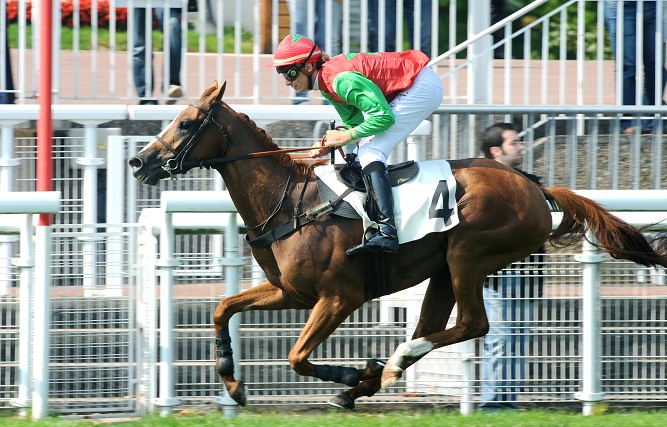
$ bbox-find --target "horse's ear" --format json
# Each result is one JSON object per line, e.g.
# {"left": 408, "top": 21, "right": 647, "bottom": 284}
{"left": 212, "top": 81, "right": 226, "bottom": 103}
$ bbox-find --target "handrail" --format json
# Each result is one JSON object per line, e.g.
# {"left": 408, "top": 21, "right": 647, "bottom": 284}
{"left": 429, "top": 0, "right": 551, "bottom": 66}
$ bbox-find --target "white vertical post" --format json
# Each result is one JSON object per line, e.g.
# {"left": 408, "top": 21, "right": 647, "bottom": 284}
{"left": 406, "top": 120, "right": 432, "bottom": 162}
{"left": 573, "top": 231, "right": 605, "bottom": 414}
{"left": 32, "top": 225, "right": 52, "bottom": 420}
{"left": 10, "top": 214, "right": 34, "bottom": 417}
{"left": 460, "top": 338, "right": 475, "bottom": 415}
{"left": 136, "top": 222, "right": 158, "bottom": 414}
{"left": 105, "top": 135, "right": 126, "bottom": 295}
{"left": 215, "top": 212, "right": 242, "bottom": 417}
{"left": 154, "top": 211, "right": 181, "bottom": 416}
{"left": 467, "top": 0, "right": 492, "bottom": 104}
{"left": 75, "top": 122, "right": 105, "bottom": 296}
{"left": 0, "top": 123, "right": 20, "bottom": 295}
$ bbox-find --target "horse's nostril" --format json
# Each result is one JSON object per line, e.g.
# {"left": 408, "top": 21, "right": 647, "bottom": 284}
{"left": 128, "top": 157, "right": 142, "bottom": 169}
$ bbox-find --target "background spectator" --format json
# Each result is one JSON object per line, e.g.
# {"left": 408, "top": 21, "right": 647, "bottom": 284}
{"left": 133, "top": 6, "right": 184, "bottom": 105}
{"left": 287, "top": 0, "right": 343, "bottom": 104}
{"left": 604, "top": 0, "right": 667, "bottom": 134}
{"left": 368, "top": 0, "right": 433, "bottom": 57}
{"left": 478, "top": 122, "right": 545, "bottom": 411}
{"left": 0, "top": 12, "right": 14, "bottom": 104}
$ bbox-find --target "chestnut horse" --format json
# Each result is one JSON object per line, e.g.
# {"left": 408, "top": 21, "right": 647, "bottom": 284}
{"left": 129, "top": 81, "right": 667, "bottom": 409}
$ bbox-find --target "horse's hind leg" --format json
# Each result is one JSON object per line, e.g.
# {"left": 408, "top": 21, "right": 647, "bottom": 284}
{"left": 214, "top": 281, "right": 310, "bottom": 406}
{"left": 381, "top": 262, "right": 489, "bottom": 388}
{"left": 330, "top": 269, "right": 456, "bottom": 409}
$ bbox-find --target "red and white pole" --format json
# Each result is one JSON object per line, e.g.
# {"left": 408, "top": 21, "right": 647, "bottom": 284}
{"left": 37, "top": 0, "right": 53, "bottom": 226}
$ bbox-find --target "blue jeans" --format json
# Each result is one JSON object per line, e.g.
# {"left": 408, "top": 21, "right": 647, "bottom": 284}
{"left": 368, "top": 0, "right": 432, "bottom": 57}
{"left": 288, "top": 0, "right": 342, "bottom": 104}
{"left": 133, "top": 8, "right": 182, "bottom": 104}
{"left": 479, "top": 281, "right": 534, "bottom": 410}
{"left": 604, "top": 0, "right": 666, "bottom": 131}
{"left": 288, "top": 0, "right": 342, "bottom": 55}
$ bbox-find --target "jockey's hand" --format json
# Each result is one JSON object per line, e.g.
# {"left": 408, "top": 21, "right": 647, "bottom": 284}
{"left": 308, "top": 146, "right": 331, "bottom": 158}
{"left": 308, "top": 129, "right": 352, "bottom": 158}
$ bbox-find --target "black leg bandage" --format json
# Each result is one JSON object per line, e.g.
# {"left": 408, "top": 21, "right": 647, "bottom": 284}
{"left": 315, "top": 364, "right": 361, "bottom": 387}
{"left": 215, "top": 327, "right": 235, "bottom": 376}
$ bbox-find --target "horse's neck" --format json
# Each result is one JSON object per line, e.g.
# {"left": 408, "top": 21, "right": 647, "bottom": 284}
{"left": 215, "top": 151, "right": 301, "bottom": 232}
{"left": 214, "top": 107, "right": 313, "bottom": 232}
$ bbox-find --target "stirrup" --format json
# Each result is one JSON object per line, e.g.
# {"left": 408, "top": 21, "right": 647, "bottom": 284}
{"left": 346, "top": 231, "right": 398, "bottom": 256}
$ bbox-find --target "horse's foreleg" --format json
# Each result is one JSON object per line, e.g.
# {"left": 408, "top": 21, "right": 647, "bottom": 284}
{"left": 287, "top": 297, "right": 361, "bottom": 386}
{"left": 381, "top": 265, "right": 488, "bottom": 389}
{"left": 214, "top": 281, "right": 309, "bottom": 406}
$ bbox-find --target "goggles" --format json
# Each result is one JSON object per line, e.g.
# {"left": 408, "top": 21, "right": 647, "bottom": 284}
{"left": 279, "top": 44, "right": 317, "bottom": 82}
{"left": 281, "top": 64, "right": 303, "bottom": 82}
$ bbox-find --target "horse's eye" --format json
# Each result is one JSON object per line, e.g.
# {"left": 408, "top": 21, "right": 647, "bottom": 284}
{"left": 179, "top": 120, "right": 192, "bottom": 131}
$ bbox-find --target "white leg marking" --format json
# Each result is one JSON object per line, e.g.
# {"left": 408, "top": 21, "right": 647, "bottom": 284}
{"left": 382, "top": 338, "right": 434, "bottom": 388}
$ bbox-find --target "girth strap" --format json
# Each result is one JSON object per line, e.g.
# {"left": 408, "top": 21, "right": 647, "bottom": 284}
{"left": 246, "top": 187, "right": 355, "bottom": 248}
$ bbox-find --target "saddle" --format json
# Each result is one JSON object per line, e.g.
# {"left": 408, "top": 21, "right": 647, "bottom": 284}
{"left": 316, "top": 154, "right": 420, "bottom": 220}
{"left": 337, "top": 155, "right": 420, "bottom": 192}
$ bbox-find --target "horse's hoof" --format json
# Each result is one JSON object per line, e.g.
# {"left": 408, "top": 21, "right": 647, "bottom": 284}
{"left": 327, "top": 393, "right": 355, "bottom": 410}
{"left": 228, "top": 380, "right": 247, "bottom": 407}
{"left": 380, "top": 366, "right": 403, "bottom": 389}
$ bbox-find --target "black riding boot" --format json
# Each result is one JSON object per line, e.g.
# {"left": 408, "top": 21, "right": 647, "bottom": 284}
{"left": 346, "top": 161, "right": 399, "bottom": 256}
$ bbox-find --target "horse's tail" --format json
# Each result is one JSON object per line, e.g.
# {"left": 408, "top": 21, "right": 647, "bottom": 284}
{"left": 543, "top": 187, "right": 667, "bottom": 268}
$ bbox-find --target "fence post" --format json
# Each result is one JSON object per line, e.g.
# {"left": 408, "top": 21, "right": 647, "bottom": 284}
{"left": 0, "top": 192, "right": 60, "bottom": 418}
{"left": 9, "top": 214, "right": 34, "bottom": 418}
{"left": 0, "top": 122, "right": 22, "bottom": 296}
{"left": 32, "top": 225, "right": 53, "bottom": 420}
{"left": 406, "top": 120, "right": 432, "bottom": 162}
{"left": 214, "top": 213, "right": 244, "bottom": 418}
{"left": 154, "top": 211, "right": 182, "bottom": 416}
{"left": 460, "top": 339, "right": 475, "bottom": 415}
{"left": 573, "top": 231, "right": 605, "bottom": 415}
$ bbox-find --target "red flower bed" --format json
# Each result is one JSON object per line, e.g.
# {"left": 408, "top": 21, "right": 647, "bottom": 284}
{"left": 7, "top": 0, "right": 132, "bottom": 29}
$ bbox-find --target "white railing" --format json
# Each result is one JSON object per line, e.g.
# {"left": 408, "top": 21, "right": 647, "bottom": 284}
{"left": 2, "top": 0, "right": 656, "bottom": 106}
{"left": 0, "top": 191, "right": 61, "bottom": 420}
{"left": 137, "top": 191, "right": 243, "bottom": 417}
{"left": 140, "top": 190, "right": 667, "bottom": 416}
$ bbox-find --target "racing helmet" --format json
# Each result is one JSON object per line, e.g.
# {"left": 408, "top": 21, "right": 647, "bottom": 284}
{"left": 267, "top": 33, "right": 322, "bottom": 69}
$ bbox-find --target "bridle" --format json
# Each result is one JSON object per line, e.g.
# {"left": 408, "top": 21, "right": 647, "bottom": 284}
{"left": 157, "top": 103, "right": 232, "bottom": 178}
{"left": 153, "top": 101, "right": 353, "bottom": 245}
{"left": 157, "top": 102, "right": 333, "bottom": 180}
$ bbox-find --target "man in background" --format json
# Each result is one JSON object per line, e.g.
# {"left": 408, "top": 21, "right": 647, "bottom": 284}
{"left": 477, "top": 122, "right": 546, "bottom": 411}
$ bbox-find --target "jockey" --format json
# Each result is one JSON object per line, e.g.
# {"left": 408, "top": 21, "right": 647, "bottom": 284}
{"left": 268, "top": 33, "right": 444, "bottom": 256}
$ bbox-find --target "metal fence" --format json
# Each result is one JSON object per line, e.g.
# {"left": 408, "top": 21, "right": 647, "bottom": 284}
{"left": 2, "top": 207, "right": 666, "bottom": 415}
{"left": 1, "top": 0, "right": 662, "bottom": 106}
{"left": 1, "top": 108, "right": 667, "bottom": 417}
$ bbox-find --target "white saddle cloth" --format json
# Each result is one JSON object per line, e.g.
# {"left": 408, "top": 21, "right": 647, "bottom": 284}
{"left": 314, "top": 160, "right": 459, "bottom": 244}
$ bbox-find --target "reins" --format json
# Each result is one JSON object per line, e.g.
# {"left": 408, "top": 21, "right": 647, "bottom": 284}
{"left": 159, "top": 103, "right": 345, "bottom": 179}
{"left": 158, "top": 102, "right": 353, "bottom": 247}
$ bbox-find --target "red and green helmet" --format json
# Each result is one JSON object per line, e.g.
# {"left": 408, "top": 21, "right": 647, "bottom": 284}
{"left": 268, "top": 33, "right": 322, "bottom": 69}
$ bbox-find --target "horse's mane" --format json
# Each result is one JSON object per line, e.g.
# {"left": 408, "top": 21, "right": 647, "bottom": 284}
{"left": 231, "top": 104, "right": 327, "bottom": 175}
{"left": 224, "top": 103, "right": 320, "bottom": 176}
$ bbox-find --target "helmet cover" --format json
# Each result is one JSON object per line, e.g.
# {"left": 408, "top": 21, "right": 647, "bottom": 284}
{"left": 268, "top": 33, "right": 322, "bottom": 68}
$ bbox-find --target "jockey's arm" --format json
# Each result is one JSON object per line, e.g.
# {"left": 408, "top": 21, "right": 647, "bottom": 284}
{"left": 330, "top": 71, "right": 395, "bottom": 139}
{"left": 310, "top": 72, "right": 396, "bottom": 157}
